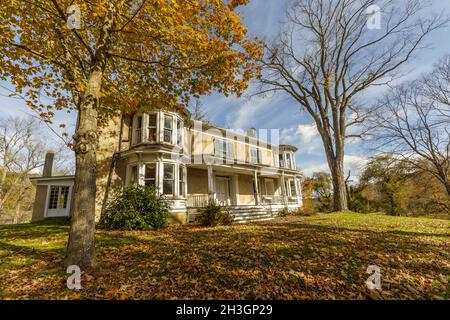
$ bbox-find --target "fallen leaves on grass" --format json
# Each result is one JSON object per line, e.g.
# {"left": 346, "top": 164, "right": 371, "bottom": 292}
{"left": 0, "top": 213, "right": 449, "bottom": 300}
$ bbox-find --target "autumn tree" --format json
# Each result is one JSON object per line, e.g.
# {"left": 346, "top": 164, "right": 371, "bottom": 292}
{"left": 0, "top": 0, "right": 262, "bottom": 267}
{"left": 259, "top": 0, "right": 446, "bottom": 211}
{"left": 359, "top": 155, "right": 414, "bottom": 215}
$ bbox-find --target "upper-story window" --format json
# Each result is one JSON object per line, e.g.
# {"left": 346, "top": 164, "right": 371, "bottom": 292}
{"left": 226, "top": 142, "right": 234, "bottom": 160}
{"left": 279, "top": 154, "right": 284, "bottom": 167}
{"left": 132, "top": 112, "right": 183, "bottom": 146}
{"left": 163, "top": 114, "right": 173, "bottom": 143}
{"left": 148, "top": 113, "right": 157, "bottom": 142}
{"left": 135, "top": 116, "right": 143, "bottom": 144}
{"left": 176, "top": 118, "right": 183, "bottom": 145}
{"left": 286, "top": 153, "right": 292, "bottom": 168}
{"left": 214, "top": 139, "right": 224, "bottom": 157}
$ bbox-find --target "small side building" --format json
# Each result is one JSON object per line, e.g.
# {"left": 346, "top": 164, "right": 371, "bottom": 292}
{"left": 31, "top": 152, "right": 74, "bottom": 221}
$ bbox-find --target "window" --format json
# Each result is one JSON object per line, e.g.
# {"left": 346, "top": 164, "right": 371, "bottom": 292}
{"left": 144, "top": 164, "right": 156, "bottom": 187}
{"left": 214, "top": 139, "right": 224, "bottom": 157}
{"left": 286, "top": 153, "right": 292, "bottom": 168}
{"left": 59, "top": 186, "right": 70, "bottom": 208}
{"left": 176, "top": 118, "right": 182, "bottom": 145}
{"left": 48, "top": 186, "right": 59, "bottom": 209}
{"left": 279, "top": 154, "right": 284, "bottom": 167}
{"left": 290, "top": 180, "right": 297, "bottom": 196}
{"left": 257, "top": 150, "right": 262, "bottom": 164}
{"left": 226, "top": 142, "right": 234, "bottom": 160}
{"left": 130, "top": 165, "right": 138, "bottom": 185}
{"left": 250, "top": 148, "right": 258, "bottom": 164}
{"left": 163, "top": 163, "right": 174, "bottom": 195}
{"left": 48, "top": 186, "right": 70, "bottom": 209}
{"left": 135, "top": 115, "right": 143, "bottom": 144}
{"left": 164, "top": 114, "right": 173, "bottom": 143}
{"left": 148, "top": 113, "right": 157, "bottom": 142}
{"left": 179, "top": 166, "right": 185, "bottom": 197}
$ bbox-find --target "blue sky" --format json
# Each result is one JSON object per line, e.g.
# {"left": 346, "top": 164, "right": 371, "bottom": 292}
{"left": 1, "top": 0, "right": 450, "bottom": 178}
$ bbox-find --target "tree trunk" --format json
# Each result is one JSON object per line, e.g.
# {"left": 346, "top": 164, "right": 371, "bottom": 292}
{"left": 64, "top": 3, "right": 117, "bottom": 268}
{"left": 320, "top": 131, "right": 348, "bottom": 212}
{"left": 65, "top": 71, "right": 101, "bottom": 268}
{"left": 330, "top": 158, "right": 348, "bottom": 211}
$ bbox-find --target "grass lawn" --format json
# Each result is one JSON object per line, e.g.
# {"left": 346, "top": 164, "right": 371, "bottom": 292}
{"left": 0, "top": 212, "right": 449, "bottom": 300}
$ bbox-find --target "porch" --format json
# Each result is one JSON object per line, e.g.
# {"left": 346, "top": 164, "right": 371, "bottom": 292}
{"left": 185, "top": 165, "right": 302, "bottom": 209}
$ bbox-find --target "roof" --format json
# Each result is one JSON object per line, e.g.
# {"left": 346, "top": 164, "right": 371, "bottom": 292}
{"left": 30, "top": 175, "right": 75, "bottom": 182}
{"left": 279, "top": 144, "right": 298, "bottom": 152}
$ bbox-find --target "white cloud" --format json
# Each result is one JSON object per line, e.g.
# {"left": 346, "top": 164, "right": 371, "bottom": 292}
{"left": 225, "top": 95, "right": 274, "bottom": 129}
{"left": 281, "top": 123, "right": 322, "bottom": 154}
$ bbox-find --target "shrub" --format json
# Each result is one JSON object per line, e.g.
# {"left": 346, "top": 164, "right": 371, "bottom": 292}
{"left": 198, "top": 202, "right": 233, "bottom": 227}
{"left": 278, "top": 207, "right": 291, "bottom": 217}
{"left": 293, "top": 206, "right": 317, "bottom": 216}
{"left": 99, "top": 185, "right": 170, "bottom": 230}
{"left": 277, "top": 206, "right": 317, "bottom": 217}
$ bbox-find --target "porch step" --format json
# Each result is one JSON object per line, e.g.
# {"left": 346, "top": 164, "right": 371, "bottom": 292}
{"left": 229, "top": 206, "right": 273, "bottom": 224}
{"left": 187, "top": 206, "right": 275, "bottom": 224}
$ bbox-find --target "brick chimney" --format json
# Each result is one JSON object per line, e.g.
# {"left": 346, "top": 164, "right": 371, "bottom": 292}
{"left": 42, "top": 151, "right": 54, "bottom": 177}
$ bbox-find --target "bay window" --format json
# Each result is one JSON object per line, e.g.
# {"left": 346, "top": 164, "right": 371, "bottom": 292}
{"left": 148, "top": 113, "right": 157, "bottom": 142}
{"left": 286, "top": 153, "right": 292, "bottom": 168}
{"left": 279, "top": 153, "right": 284, "bottom": 167}
{"left": 163, "top": 163, "right": 174, "bottom": 195}
{"left": 135, "top": 115, "right": 143, "bottom": 144}
{"left": 177, "top": 118, "right": 183, "bottom": 145}
{"left": 290, "top": 180, "right": 297, "bottom": 196}
{"left": 132, "top": 112, "right": 183, "bottom": 146}
{"left": 144, "top": 164, "right": 156, "bottom": 187}
{"left": 164, "top": 114, "right": 173, "bottom": 143}
{"left": 130, "top": 165, "right": 138, "bottom": 185}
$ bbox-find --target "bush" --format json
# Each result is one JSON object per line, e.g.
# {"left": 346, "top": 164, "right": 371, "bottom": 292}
{"left": 277, "top": 206, "right": 317, "bottom": 217}
{"left": 198, "top": 202, "right": 233, "bottom": 227}
{"left": 293, "top": 206, "right": 317, "bottom": 216}
{"left": 278, "top": 207, "right": 290, "bottom": 217}
{"left": 99, "top": 185, "right": 170, "bottom": 230}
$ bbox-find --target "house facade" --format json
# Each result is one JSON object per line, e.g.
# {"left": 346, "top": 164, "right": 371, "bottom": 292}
{"left": 31, "top": 107, "right": 303, "bottom": 224}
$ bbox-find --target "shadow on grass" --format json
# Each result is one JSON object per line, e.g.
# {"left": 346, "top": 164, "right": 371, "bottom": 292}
{"left": 0, "top": 216, "right": 448, "bottom": 299}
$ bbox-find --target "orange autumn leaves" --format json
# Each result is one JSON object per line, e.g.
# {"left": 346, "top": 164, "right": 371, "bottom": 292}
{"left": 0, "top": 0, "right": 263, "bottom": 120}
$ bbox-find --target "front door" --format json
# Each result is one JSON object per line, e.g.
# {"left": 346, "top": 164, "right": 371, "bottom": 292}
{"left": 216, "top": 177, "right": 230, "bottom": 205}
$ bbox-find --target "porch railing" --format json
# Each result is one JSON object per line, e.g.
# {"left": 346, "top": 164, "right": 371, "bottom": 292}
{"left": 261, "top": 195, "right": 284, "bottom": 205}
{"left": 261, "top": 195, "right": 300, "bottom": 205}
{"left": 186, "top": 194, "right": 210, "bottom": 208}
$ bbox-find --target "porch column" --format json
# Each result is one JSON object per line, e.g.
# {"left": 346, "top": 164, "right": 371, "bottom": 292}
{"left": 280, "top": 173, "right": 287, "bottom": 206}
{"left": 296, "top": 177, "right": 303, "bottom": 206}
{"left": 254, "top": 170, "right": 260, "bottom": 205}
{"left": 183, "top": 166, "right": 188, "bottom": 198}
{"left": 157, "top": 160, "right": 163, "bottom": 195}
{"left": 294, "top": 175, "right": 300, "bottom": 203}
{"left": 207, "top": 165, "right": 215, "bottom": 202}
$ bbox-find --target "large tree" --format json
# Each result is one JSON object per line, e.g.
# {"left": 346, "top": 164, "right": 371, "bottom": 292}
{"left": 259, "top": 0, "right": 446, "bottom": 211}
{"left": 0, "top": 0, "right": 262, "bottom": 267}
{"left": 371, "top": 56, "right": 450, "bottom": 204}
